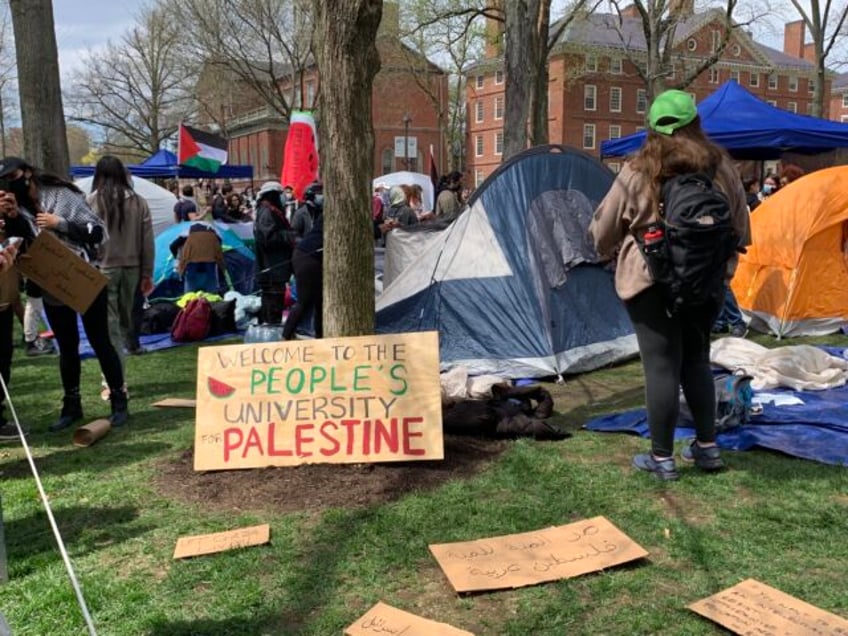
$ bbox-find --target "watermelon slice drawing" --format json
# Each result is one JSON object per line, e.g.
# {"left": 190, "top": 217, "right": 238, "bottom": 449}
{"left": 208, "top": 376, "right": 236, "bottom": 399}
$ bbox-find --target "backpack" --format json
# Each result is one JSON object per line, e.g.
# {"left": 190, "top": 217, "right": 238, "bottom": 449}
{"left": 714, "top": 370, "right": 756, "bottom": 432}
{"left": 171, "top": 298, "right": 212, "bottom": 342}
{"left": 638, "top": 172, "right": 737, "bottom": 314}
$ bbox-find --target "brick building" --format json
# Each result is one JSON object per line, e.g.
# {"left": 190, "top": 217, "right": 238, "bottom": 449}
{"left": 466, "top": 11, "right": 829, "bottom": 185}
{"left": 212, "top": 4, "right": 448, "bottom": 184}
{"left": 829, "top": 72, "right": 848, "bottom": 123}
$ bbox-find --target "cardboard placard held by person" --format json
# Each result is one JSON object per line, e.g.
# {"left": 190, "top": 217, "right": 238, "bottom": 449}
{"left": 16, "top": 231, "right": 107, "bottom": 314}
{"left": 688, "top": 578, "right": 848, "bottom": 635}
{"left": 345, "top": 602, "right": 474, "bottom": 636}
{"left": 429, "top": 516, "right": 648, "bottom": 593}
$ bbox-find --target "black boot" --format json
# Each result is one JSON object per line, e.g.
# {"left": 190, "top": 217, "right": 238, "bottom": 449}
{"left": 50, "top": 391, "right": 83, "bottom": 432}
{"left": 109, "top": 389, "right": 129, "bottom": 427}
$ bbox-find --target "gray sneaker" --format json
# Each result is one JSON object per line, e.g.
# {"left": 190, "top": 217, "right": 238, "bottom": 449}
{"left": 681, "top": 441, "right": 725, "bottom": 471}
{"left": 25, "top": 337, "right": 54, "bottom": 357}
{"left": 0, "top": 422, "right": 27, "bottom": 441}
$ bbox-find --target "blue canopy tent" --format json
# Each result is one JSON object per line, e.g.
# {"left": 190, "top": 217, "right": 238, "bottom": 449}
{"left": 70, "top": 149, "right": 253, "bottom": 179}
{"left": 601, "top": 81, "right": 848, "bottom": 160}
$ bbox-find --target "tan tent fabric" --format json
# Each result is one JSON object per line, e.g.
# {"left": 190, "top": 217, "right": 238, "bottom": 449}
{"left": 732, "top": 166, "right": 848, "bottom": 336}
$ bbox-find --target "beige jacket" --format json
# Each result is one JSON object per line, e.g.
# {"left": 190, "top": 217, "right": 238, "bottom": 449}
{"left": 87, "top": 191, "right": 155, "bottom": 278}
{"left": 588, "top": 157, "right": 751, "bottom": 301}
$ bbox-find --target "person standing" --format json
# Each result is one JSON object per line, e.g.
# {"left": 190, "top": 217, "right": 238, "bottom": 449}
{"left": 283, "top": 185, "right": 324, "bottom": 340}
{"left": 434, "top": 171, "right": 464, "bottom": 222}
{"left": 589, "top": 91, "right": 750, "bottom": 481}
{"left": 87, "top": 156, "right": 155, "bottom": 398}
{"left": 253, "top": 181, "right": 296, "bottom": 324}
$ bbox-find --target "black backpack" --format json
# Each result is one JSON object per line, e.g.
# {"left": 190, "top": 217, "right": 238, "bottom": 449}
{"left": 638, "top": 172, "right": 737, "bottom": 314}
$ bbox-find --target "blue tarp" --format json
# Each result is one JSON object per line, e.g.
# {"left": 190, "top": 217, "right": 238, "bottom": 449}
{"left": 584, "top": 381, "right": 848, "bottom": 466}
{"left": 601, "top": 80, "right": 848, "bottom": 160}
{"left": 70, "top": 149, "right": 253, "bottom": 180}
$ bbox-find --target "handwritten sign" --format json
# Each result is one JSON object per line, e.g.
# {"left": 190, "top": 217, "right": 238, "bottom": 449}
{"left": 429, "top": 516, "right": 648, "bottom": 593}
{"left": 345, "top": 602, "right": 474, "bottom": 636}
{"left": 194, "top": 332, "right": 443, "bottom": 470}
{"left": 173, "top": 523, "right": 270, "bottom": 559}
{"left": 16, "top": 231, "right": 107, "bottom": 314}
{"left": 152, "top": 398, "right": 197, "bottom": 408}
{"left": 689, "top": 579, "right": 848, "bottom": 635}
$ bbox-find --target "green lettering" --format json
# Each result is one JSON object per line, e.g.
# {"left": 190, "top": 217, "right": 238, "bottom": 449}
{"left": 286, "top": 368, "right": 306, "bottom": 393}
{"left": 353, "top": 365, "right": 371, "bottom": 391}
{"left": 309, "top": 365, "right": 328, "bottom": 392}
{"left": 250, "top": 369, "right": 267, "bottom": 395}
{"left": 389, "top": 364, "right": 408, "bottom": 396}
{"left": 267, "top": 367, "right": 282, "bottom": 394}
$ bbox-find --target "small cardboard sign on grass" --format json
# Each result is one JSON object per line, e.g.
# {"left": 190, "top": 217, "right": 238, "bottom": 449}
{"left": 152, "top": 398, "right": 197, "bottom": 408}
{"left": 688, "top": 578, "right": 848, "bottom": 635}
{"left": 429, "top": 516, "right": 648, "bottom": 593}
{"left": 173, "top": 524, "right": 270, "bottom": 559}
{"left": 194, "top": 332, "right": 443, "bottom": 471}
{"left": 345, "top": 602, "right": 474, "bottom": 636}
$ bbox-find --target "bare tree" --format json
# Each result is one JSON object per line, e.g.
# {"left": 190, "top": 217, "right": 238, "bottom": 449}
{"left": 788, "top": 0, "right": 848, "bottom": 116}
{"left": 313, "top": 0, "right": 382, "bottom": 337}
{"left": 9, "top": 0, "right": 68, "bottom": 174}
{"left": 0, "top": 5, "right": 17, "bottom": 157}
{"left": 66, "top": 5, "right": 194, "bottom": 157}
{"left": 169, "top": 0, "right": 316, "bottom": 126}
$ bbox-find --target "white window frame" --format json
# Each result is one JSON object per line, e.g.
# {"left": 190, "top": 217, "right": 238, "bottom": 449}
{"left": 687, "top": 38, "right": 697, "bottom": 52}
{"left": 636, "top": 89, "right": 647, "bottom": 114}
{"left": 806, "top": 102, "right": 814, "bottom": 114}
{"left": 808, "top": 78, "right": 816, "bottom": 94}
{"left": 768, "top": 73, "right": 778, "bottom": 90}
{"left": 475, "top": 100, "right": 484, "bottom": 123}
{"left": 609, "top": 124, "right": 622, "bottom": 139}
{"left": 767, "top": 99, "right": 777, "bottom": 107}
{"left": 608, "top": 161, "right": 621, "bottom": 173}
{"left": 494, "top": 131, "right": 503, "bottom": 155}
{"left": 750, "top": 72, "right": 759, "bottom": 88}
{"left": 584, "top": 84, "right": 597, "bottom": 111}
{"left": 711, "top": 30, "right": 721, "bottom": 52}
{"left": 495, "top": 69, "right": 504, "bottom": 84}
{"left": 475, "top": 134, "right": 484, "bottom": 157}
{"left": 842, "top": 94, "right": 848, "bottom": 108}
{"left": 610, "top": 57, "right": 622, "bottom": 74}
{"left": 787, "top": 101, "right": 797, "bottom": 113}
{"left": 494, "top": 95, "right": 504, "bottom": 120}
{"left": 842, "top": 115, "right": 848, "bottom": 123}
{"left": 585, "top": 54, "right": 598, "bottom": 72}
{"left": 474, "top": 170, "right": 485, "bottom": 188}
{"left": 583, "top": 123, "right": 596, "bottom": 150}
{"left": 709, "top": 67, "right": 720, "bottom": 84}
{"left": 789, "top": 76, "right": 798, "bottom": 92}
{"left": 730, "top": 69, "right": 740, "bottom": 83}
{"left": 609, "top": 87, "right": 622, "bottom": 113}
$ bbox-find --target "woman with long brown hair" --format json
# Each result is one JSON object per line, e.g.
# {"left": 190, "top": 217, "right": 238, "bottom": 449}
{"left": 589, "top": 90, "right": 750, "bottom": 481}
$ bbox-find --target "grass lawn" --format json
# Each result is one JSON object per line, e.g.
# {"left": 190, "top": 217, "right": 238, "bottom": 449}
{"left": 0, "top": 333, "right": 846, "bottom": 635}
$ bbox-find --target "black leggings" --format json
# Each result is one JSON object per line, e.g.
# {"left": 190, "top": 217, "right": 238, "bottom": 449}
{"left": 283, "top": 249, "right": 323, "bottom": 340}
{"left": 0, "top": 308, "right": 12, "bottom": 411}
{"left": 625, "top": 285, "right": 720, "bottom": 457}
{"left": 44, "top": 289, "right": 124, "bottom": 395}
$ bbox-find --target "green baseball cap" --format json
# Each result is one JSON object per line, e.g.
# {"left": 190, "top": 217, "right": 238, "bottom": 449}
{"left": 648, "top": 89, "right": 698, "bottom": 135}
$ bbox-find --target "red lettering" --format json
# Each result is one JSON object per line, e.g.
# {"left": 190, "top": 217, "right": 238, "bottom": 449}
{"left": 362, "top": 419, "right": 372, "bottom": 455}
{"left": 373, "top": 418, "right": 399, "bottom": 454}
{"left": 295, "top": 423, "right": 314, "bottom": 457}
{"left": 223, "top": 428, "right": 243, "bottom": 462}
{"left": 340, "top": 419, "right": 359, "bottom": 454}
{"left": 267, "top": 422, "right": 293, "bottom": 457}
{"left": 319, "top": 421, "right": 340, "bottom": 456}
{"left": 242, "top": 426, "right": 264, "bottom": 458}
{"left": 402, "top": 417, "right": 426, "bottom": 455}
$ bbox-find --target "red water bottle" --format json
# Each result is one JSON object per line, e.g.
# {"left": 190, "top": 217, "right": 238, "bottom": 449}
{"left": 642, "top": 224, "right": 664, "bottom": 253}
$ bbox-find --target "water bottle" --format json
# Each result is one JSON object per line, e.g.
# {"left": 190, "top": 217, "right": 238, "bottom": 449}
{"left": 642, "top": 224, "right": 665, "bottom": 254}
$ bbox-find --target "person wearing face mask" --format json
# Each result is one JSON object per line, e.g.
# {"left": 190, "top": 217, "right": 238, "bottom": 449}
{"left": 253, "top": 181, "right": 297, "bottom": 324}
{"left": 283, "top": 181, "right": 324, "bottom": 341}
{"left": 760, "top": 175, "right": 778, "bottom": 200}
{"left": 291, "top": 183, "right": 321, "bottom": 242}
{"left": 0, "top": 156, "right": 129, "bottom": 431}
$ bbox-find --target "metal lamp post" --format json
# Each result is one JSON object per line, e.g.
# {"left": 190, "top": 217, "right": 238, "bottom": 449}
{"left": 402, "top": 112, "right": 412, "bottom": 170}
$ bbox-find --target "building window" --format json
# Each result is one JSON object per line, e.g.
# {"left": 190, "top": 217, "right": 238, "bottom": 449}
{"left": 609, "top": 124, "right": 621, "bottom": 139}
{"left": 767, "top": 99, "right": 777, "bottom": 107}
{"left": 636, "top": 89, "right": 647, "bottom": 114}
{"left": 475, "top": 170, "right": 485, "bottom": 187}
{"left": 583, "top": 123, "right": 596, "bottom": 149}
{"left": 584, "top": 84, "right": 597, "bottom": 111}
{"left": 610, "top": 87, "right": 622, "bottom": 112}
{"left": 495, "top": 96, "right": 504, "bottom": 120}
{"left": 768, "top": 73, "right": 778, "bottom": 90}
{"left": 495, "top": 131, "right": 503, "bottom": 155}
{"left": 475, "top": 100, "right": 484, "bottom": 123}
{"left": 475, "top": 75, "right": 484, "bottom": 89}
{"left": 475, "top": 134, "right": 484, "bottom": 157}
{"left": 711, "top": 30, "right": 720, "bottom": 52}
{"left": 688, "top": 92, "right": 697, "bottom": 104}
{"left": 608, "top": 162, "right": 621, "bottom": 173}
{"left": 842, "top": 94, "right": 848, "bottom": 108}
{"left": 732, "top": 44, "right": 741, "bottom": 56}
{"left": 789, "top": 76, "right": 798, "bottom": 92}
{"left": 585, "top": 55, "right": 597, "bottom": 72}
{"left": 842, "top": 115, "right": 848, "bottom": 123}
{"left": 495, "top": 69, "right": 504, "bottom": 84}
{"left": 687, "top": 38, "right": 697, "bottom": 51}
{"left": 806, "top": 102, "right": 814, "bottom": 114}
{"left": 382, "top": 148, "right": 394, "bottom": 175}
{"left": 787, "top": 101, "right": 797, "bottom": 113}
{"left": 808, "top": 78, "right": 816, "bottom": 94}
{"left": 610, "top": 57, "right": 622, "bottom": 74}
{"left": 730, "top": 69, "right": 740, "bottom": 83}
{"left": 709, "top": 67, "right": 720, "bottom": 84}
{"left": 750, "top": 72, "right": 759, "bottom": 88}
{"left": 635, "top": 125, "right": 646, "bottom": 132}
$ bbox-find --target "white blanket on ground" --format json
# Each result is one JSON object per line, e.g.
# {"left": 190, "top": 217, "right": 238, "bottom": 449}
{"left": 710, "top": 337, "right": 848, "bottom": 391}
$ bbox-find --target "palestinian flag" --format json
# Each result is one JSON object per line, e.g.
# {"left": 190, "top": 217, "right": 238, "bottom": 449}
{"left": 178, "top": 123, "right": 228, "bottom": 173}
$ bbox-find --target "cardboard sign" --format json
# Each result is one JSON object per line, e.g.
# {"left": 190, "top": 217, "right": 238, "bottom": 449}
{"left": 152, "top": 398, "right": 197, "bottom": 408}
{"left": 16, "top": 231, "right": 107, "bottom": 314}
{"left": 345, "top": 602, "right": 474, "bottom": 636}
{"left": 194, "top": 332, "right": 443, "bottom": 471}
{"left": 689, "top": 578, "right": 848, "bottom": 635}
{"left": 173, "top": 523, "right": 270, "bottom": 559}
{"left": 429, "top": 516, "right": 648, "bottom": 593}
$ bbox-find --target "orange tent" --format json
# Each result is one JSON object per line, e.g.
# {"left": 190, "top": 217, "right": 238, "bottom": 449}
{"left": 732, "top": 166, "right": 848, "bottom": 337}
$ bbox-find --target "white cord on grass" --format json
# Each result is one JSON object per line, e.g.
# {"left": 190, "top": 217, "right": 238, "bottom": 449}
{"left": 0, "top": 374, "right": 97, "bottom": 636}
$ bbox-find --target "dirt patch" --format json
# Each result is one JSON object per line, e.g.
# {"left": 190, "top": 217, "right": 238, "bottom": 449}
{"left": 154, "top": 435, "right": 511, "bottom": 514}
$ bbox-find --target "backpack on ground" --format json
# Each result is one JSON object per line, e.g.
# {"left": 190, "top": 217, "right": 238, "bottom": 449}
{"left": 171, "top": 298, "right": 212, "bottom": 342}
{"left": 637, "top": 172, "right": 738, "bottom": 314}
{"left": 714, "top": 370, "right": 756, "bottom": 431}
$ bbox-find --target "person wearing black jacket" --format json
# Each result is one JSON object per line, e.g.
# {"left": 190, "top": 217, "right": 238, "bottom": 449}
{"left": 283, "top": 182, "right": 324, "bottom": 340}
{"left": 253, "top": 181, "right": 297, "bottom": 324}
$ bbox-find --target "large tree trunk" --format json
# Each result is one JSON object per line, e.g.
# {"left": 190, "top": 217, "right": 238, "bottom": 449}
{"left": 9, "top": 0, "right": 69, "bottom": 175}
{"left": 529, "top": 1, "right": 551, "bottom": 146}
{"left": 502, "top": 0, "right": 541, "bottom": 160}
{"left": 313, "top": 0, "right": 382, "bottom": 337}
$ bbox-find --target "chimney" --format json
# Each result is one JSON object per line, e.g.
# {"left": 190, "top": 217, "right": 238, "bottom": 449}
{"left": 379, "top": 1, "right": 399, "bottom": 37}
{"left": 668, "top": 0, "right": 695, "bottom": 17}
{"left": 803, "top": 42, "right": 816, "bottom": 62}
{"left": 485, "top": 14, "right": 505, "bottom": 58}
{"left": 784, "top": 21, "right": 806, "bottom": 59}
{"left": 620, "top": 4, "right": 641, "bottom": 18}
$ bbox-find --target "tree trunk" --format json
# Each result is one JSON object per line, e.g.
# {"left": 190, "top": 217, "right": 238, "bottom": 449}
{"left": 9, "top": 0, "right": 68, "bottom": 175}
{"left": 312, "top": 0, "right": 382, "bottom": 338}
{"left": 529, "top": 1, "right": 551, "bottom": 146}
{"left": 503, "top": 0, "right": 541, "bottom": 160}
